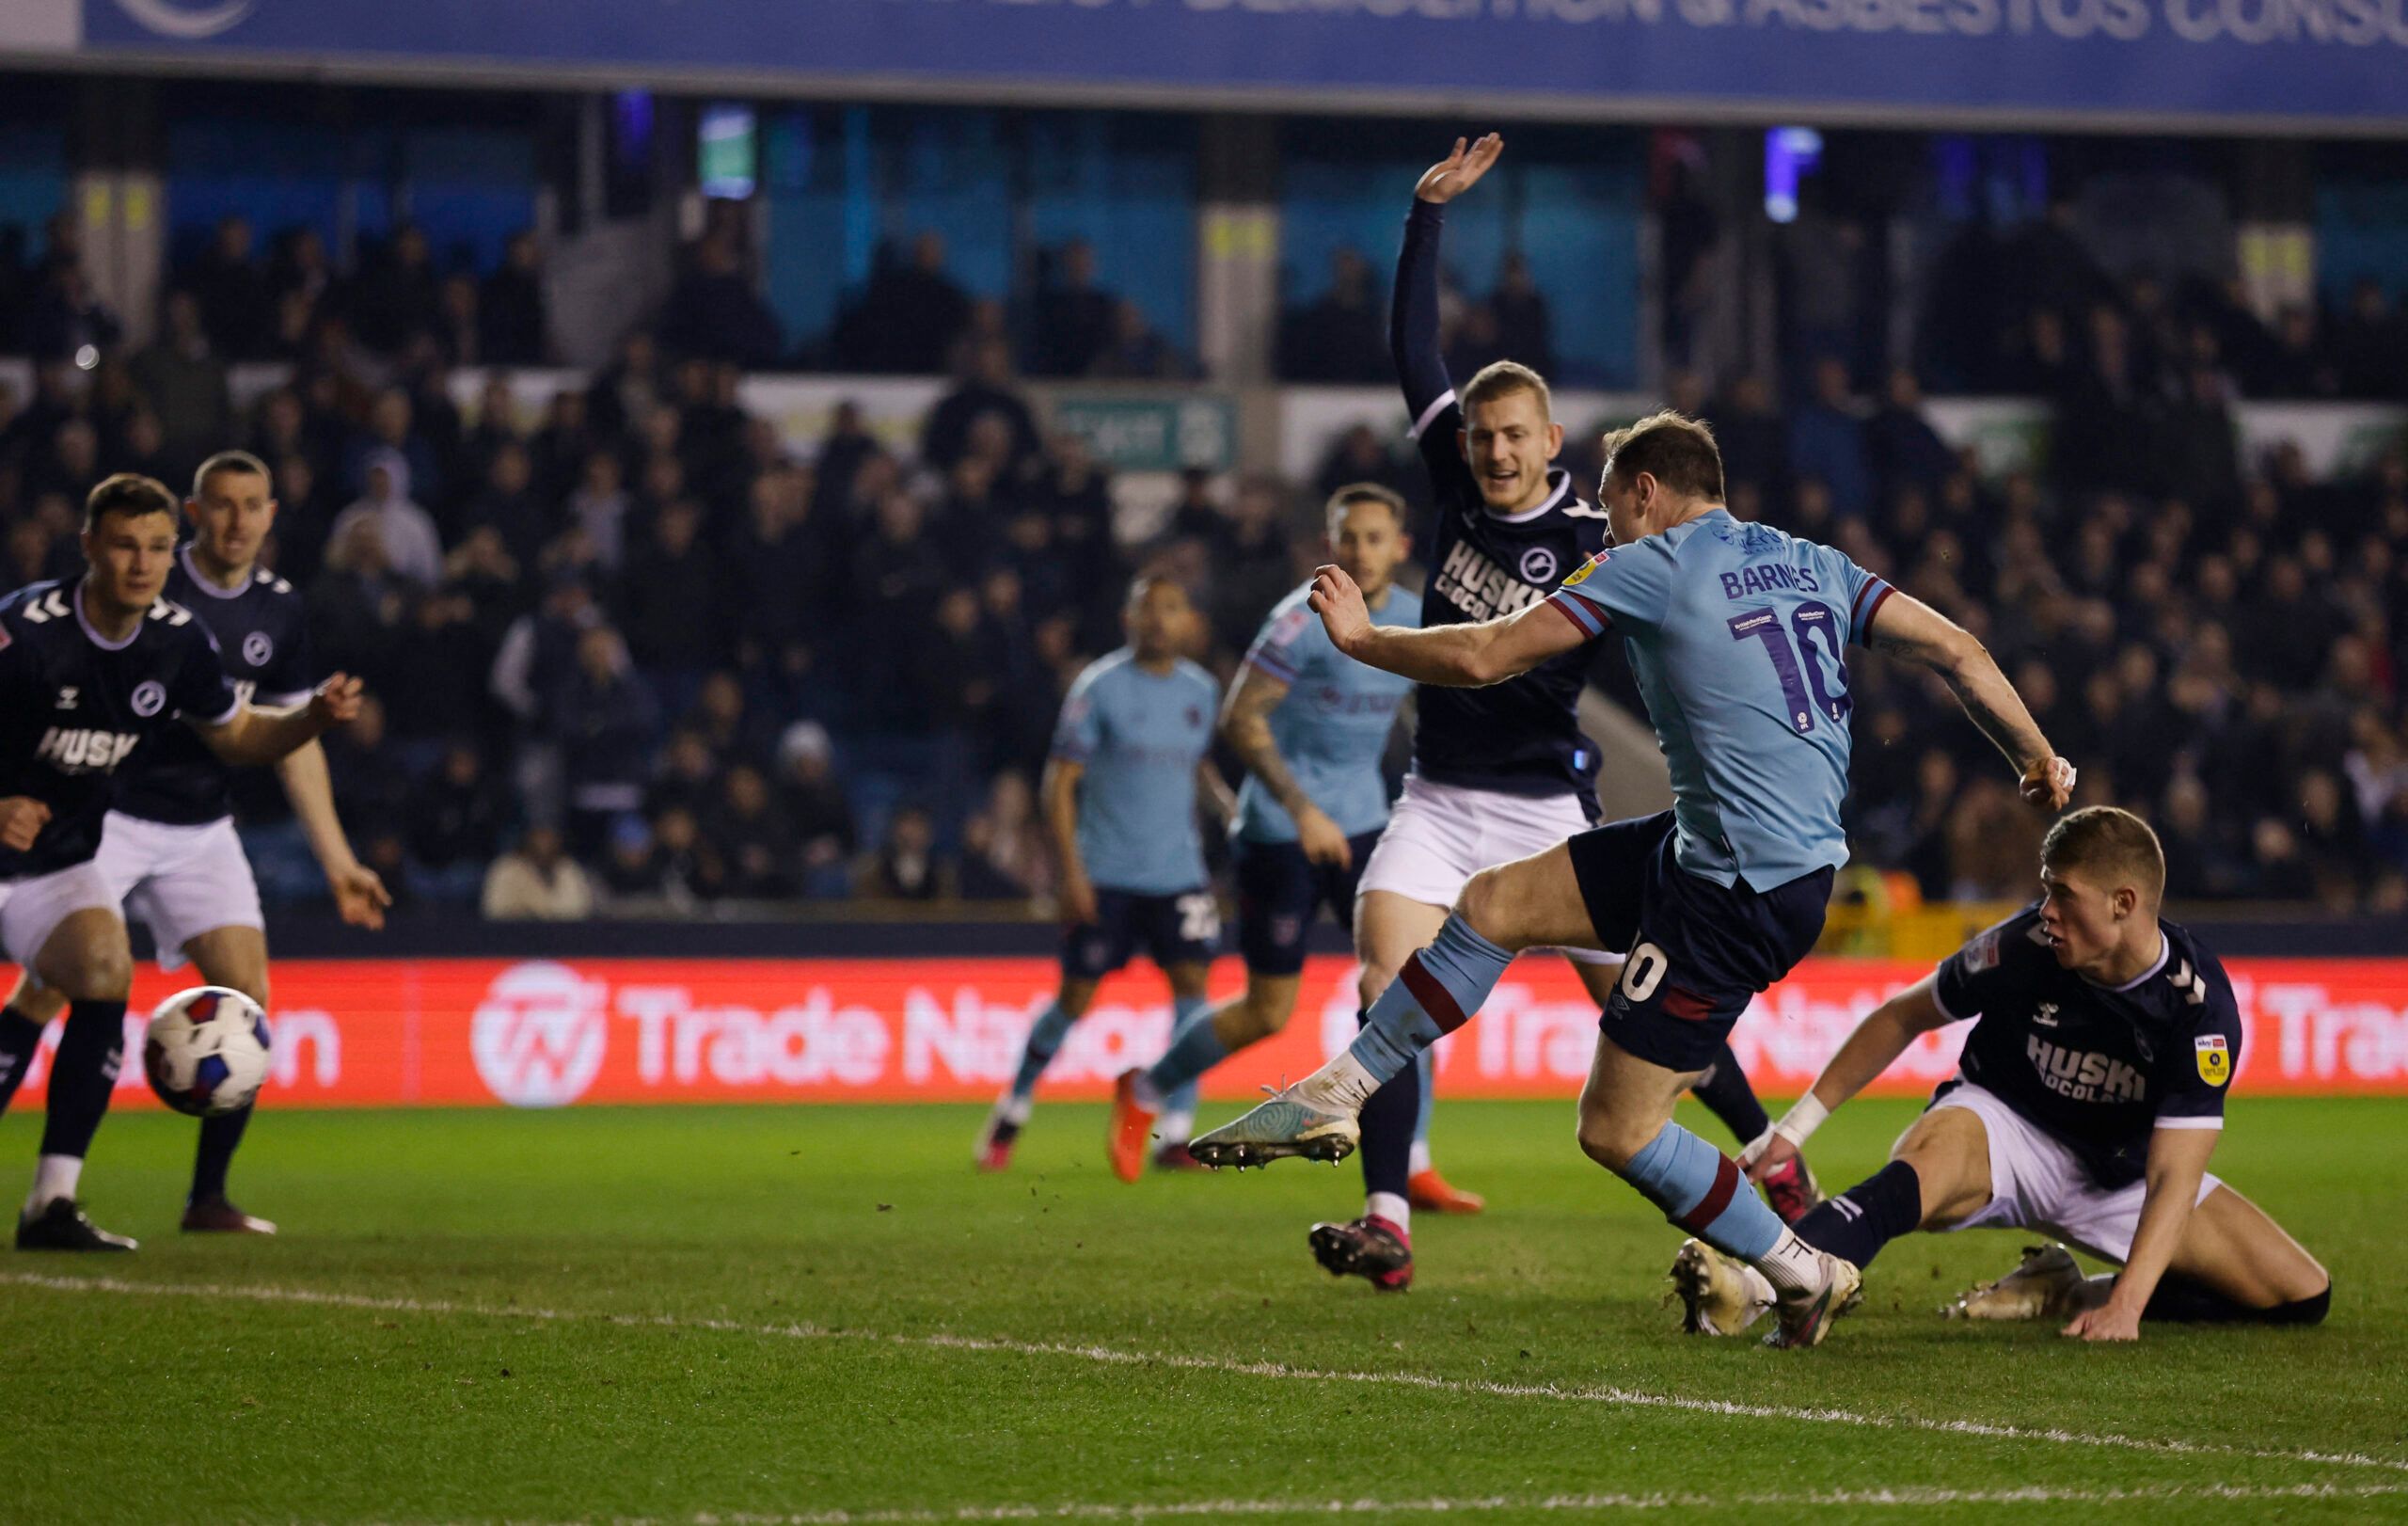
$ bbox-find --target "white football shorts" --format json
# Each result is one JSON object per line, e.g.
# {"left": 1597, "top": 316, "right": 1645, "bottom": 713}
{"left": 93, "top": 811, "right": 265, "bottom": 972}
{"left": 1926, "top": 1078, "right": 2223, "bottom": 1264}
{"left": 1357, "top": 773, "right": 1619, "bottom": 966}
{"left": 0, "top": 859, "right": 119, "bottom": 968}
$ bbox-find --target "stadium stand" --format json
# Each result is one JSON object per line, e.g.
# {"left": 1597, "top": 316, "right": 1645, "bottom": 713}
{"left": 0, "top": 184, "right": 2399, "bottom": 920}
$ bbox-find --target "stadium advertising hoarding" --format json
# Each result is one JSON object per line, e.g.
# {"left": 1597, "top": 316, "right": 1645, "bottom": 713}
{"left": 13, "top": 0, "right": 2408, "bottom": 128}
{"left": 13, "top": 954, "right": 2408, "bottom": 1110}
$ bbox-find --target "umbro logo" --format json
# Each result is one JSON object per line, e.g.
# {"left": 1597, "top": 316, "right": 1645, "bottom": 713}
{"left": 54, "top": 688, "right": 76, "bottom": 709}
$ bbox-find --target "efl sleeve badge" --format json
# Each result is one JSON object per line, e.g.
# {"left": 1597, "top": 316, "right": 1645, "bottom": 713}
{"left": 2194, "top": 1034, "right": 2231, "bottom": 1087}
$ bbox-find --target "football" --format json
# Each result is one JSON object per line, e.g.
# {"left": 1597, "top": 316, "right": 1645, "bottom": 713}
{"left": 142, "top": 986, "right": 272, "bottom": 1119}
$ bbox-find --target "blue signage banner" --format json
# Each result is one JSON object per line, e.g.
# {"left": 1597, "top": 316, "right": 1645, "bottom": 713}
{"left": 61, "top": 0, "right": 2408, "bottom": 127}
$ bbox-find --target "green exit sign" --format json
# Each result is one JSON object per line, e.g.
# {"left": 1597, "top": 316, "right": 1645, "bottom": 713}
{"left": 1052, "top": 395, "right": 1235, "bottom": 474}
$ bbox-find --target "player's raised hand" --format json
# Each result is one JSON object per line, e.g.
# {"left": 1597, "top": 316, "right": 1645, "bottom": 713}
{"left": 309, "top": 674, "right": 366, "bottom": 729}
{"left": 328, "top": 859, "right": 393, "bottom": 931}
{"left": 1294, "top": 804, "right": 1354, "bottom": 870}
{"left": 2020, "top": 755, "right": 2077, "bottom": 813}
{"left": 0, "top": 796, "right": 51, "bottom": 852}
{"left": 1308, "top": 564, "right": 1373, "bottom": 656}
{"left": 1415, "top": 134, "right": 1503, "bottom": 205}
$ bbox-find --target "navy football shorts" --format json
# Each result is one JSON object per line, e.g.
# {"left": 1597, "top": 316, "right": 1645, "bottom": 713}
{"left": 1566, "top": 810, "right": 1831, "bottom": 1073}
{"left": 1061, "top": 887, "right": 1221, "bottom": 980}
{"left": 1231, "top": 830, "right": 1382, "bottom": 978}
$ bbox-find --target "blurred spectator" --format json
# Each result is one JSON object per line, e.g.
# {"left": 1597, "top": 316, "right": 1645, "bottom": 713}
{"left": 1088, "top": 300, "right": 1193, "bottom": 381}
{"left": 129, "top": 290, "right": 234, "bottom": 485}
{"left": 351, "top": 224, "right": 441, "bottom": 355}
{"left": 620, "top": 499, "right": 725, "bottom": 702}
{"left": 1279, "top": 247, "right": 1386, "bottom": 384}
{"left": 657, "top": 220, "right": 783, "bottom": 367}
{"left": 597, "top": 813, "right": 670, "bottom": 905}
{"left": 776, "top": 722, "right": 859, "bottom": 899}
{"left": 958, "top": 769, "right": 1049, "bottom": 901}
{"left": 1787, "top": 356, "right": 1873, "bottom": 517}
{"left": 1489, "top": 253, "right": 1555, "bottom": 379}
{"left": 833, "top": 231, "right": 972, "bottom": 375}
{"left": 1864, "top": 369, "right": 1956, "bottom": 508}
{"left": 922, "top": 337, "right": 1040, "bottom": 474}
{"left": 329, "top": 450, "right": 445, "bottom": 589}
{"left": 480, "top": 230, "right": 548, "bottom": 365}
{"left": 861, "top": 804, "right": 948, "bottom": 900}
{"left": 482, "top": 825, "right": 595, "bottom": 920}
{"left": 551, "top": 626, "right": 661, "bottom": 857}
{"left": 1031, "top": 240, "right": 1117, "bottom": 378}
{"left": 707, "top": 764, "right": 797, "bottom": 899}
{"left": 566, "top": 449, "right": 633, "bottom": 575}
{"left": 407, "top": 742, "right": 505, "bottom": 905}
{"left": 188, "top": 215, "right": 273, "bottom": 359}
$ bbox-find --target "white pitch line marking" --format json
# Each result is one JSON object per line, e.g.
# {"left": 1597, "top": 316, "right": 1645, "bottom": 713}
{"left": 8, "top": 1271, "right": 2400, "bottom": 1478}
{"left": 682, "top": 1484, "right": 2408, "bottom": 1523}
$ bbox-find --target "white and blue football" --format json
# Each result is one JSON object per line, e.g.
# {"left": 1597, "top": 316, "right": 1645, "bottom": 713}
{"left": 142, "top": 986, "right": 272, "bottom": 1119}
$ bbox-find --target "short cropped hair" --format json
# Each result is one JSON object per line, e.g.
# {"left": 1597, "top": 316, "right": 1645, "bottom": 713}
{"left": 1323, "top": 482, "right": 1406, "bottom": 536}
{"left": 84, "top": 472, "right": 179, "bottom": 533}
{"left": 2041, "top": 805, "right": 2166, "bottom": 906}
{"left": 1461, "top": 360, "right": 1553, "bottom": 421}
{"left": 1599, "top": 410, "right": 1726, "bottom": 504}
{"left": 192, "top": 449, "right": 271, "bottom": 501}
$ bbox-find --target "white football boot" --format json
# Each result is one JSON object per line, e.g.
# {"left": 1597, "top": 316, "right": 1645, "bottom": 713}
{"left": 1944, "top": 1242, "right": 2096, "bottom": 1321}
{"left": 1670, "top": 1239, "right": 1775, "bottom": 1336}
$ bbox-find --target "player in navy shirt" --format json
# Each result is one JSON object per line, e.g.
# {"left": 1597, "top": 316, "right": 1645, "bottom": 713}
{"left": 1689, "top": 808, "right": 2329, "bottom": 1342}
{"left": 1315, "top": 138, "right": 1800, "bottom": 1289}
{"left": 0, "top": 474, "right": 362, "bottom": 1252}
{"left": 1, "top": 453, "right": 390, "bottom": 1238}
{"left": 1197, "top": 409, "right": 2073, "bottom": 1346}
{"left": 978, "top": 577, "right": 1233, "bottom": 1170}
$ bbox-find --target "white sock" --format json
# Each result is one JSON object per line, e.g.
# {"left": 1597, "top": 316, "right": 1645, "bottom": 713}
{"left": 1131, "top": 1073, "right": 1165, "bottom": 1111}
{"left": 1293, "top": 1049, "right": 1380, "bottom": 1114}
{"left": 1407, "top": 1138, "right": 1433, "bottom": 1175}
{"left": 1366, "top": 1191, "right": 1411, "bottom": 1234}
{"left": 26, "top": 1153, "right": 81, "bottom": 1215}
{"left": 1158, "top": 1109, "right": 1195, "bottom": 1146}
{"left": 1739, "top": 1264, "right": 1776, "bottom": 1308}
{"left": 1755, "top": 1227, "right": 1830, "bottom": 1296}
{"left": 996, "top": 1094, "right": 1033, "bottom": 1127}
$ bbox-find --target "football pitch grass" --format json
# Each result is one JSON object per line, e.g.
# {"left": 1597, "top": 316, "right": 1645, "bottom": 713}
{"left": 4, "top": 1097, "right": 2402, "bottom": 1524}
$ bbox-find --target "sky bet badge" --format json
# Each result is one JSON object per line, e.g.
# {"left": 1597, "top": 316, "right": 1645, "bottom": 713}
{"left": 1560, "top": 550, "right": 1608, "bottom": 588}
{"left": 2196, "top": 1033, "right": 2232, "bottom": 1087}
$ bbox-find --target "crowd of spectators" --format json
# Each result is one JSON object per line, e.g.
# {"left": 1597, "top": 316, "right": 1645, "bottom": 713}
{"left": 0, "top": 202, "right": 2399, "bottom": 921}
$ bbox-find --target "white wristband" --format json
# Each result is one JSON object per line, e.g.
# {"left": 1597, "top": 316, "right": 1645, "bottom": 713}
{"left": 1772, "top": 1093, "right": 1830, "bottom": 1150}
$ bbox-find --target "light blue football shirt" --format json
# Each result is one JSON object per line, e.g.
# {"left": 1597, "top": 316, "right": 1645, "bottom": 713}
{"left": 1548, "top": 509, "right": 1893, "bottom": 891}
{"left": 1050, "top": 649, "right": 1220, "bottom": 895}
{"left": 1233, "top": 579, "right": 1419, "bottom": 845}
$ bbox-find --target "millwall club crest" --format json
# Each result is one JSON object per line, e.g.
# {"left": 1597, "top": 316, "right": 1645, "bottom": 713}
{"left": 130, "top": 681, "right": 167, "bottom": 718}
{"left": 2195, "top": 1034, "right": 2231, "bottom": 1087}
{"left": 243, "top": 631, "right": 274, "bottom": 666}
{"left": 1518, "top": 547, "right": 1560, "bottom": 584}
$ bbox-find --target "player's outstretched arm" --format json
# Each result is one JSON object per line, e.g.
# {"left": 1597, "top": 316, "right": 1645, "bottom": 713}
{"left": 1218, "top": 665, "right": 1350, "bottom": 867}
{"left": 1311, "top": 563, "right": 1577, "bottom": 687}
{"left": 2064, "top": 1126, "right": 2218, "bottom": 1342}
{"left": 1391, "top": 135, "right": 1500, "bottom": 423}
{"left": 1866, "top": 591, "right": 2074, "bottom": 811}
{"left": 195, "top": 675, "right": 365, "bottom": 768}
{"left": 1744, "top": 976, "right": 1955, "bottom": 1181}
{"left": 274, "top": 739, "right": 391, "bottom": 930}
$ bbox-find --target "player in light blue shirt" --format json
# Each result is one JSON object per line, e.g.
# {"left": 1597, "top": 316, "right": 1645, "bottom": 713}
{"left": 979, "top": 576, "right": 1233, "bottom": 1171}
{"left": 1107, "top": 486, "right": 1423, "bottom": 1182}
{"left": 1197, "top": 410, "right": 2074, "bottom": 1348}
